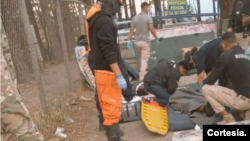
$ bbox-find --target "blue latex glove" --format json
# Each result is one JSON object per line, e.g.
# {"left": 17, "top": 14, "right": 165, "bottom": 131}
{"left": 244, "top": 46, "right": 250, "bottom": 61}
{"left": 116, "top": 75, "right": 127, "bottom": 90}
{"left": 200, "top": 81, "right": 205, "bottom": 92}
{"left": 155, "top": 39, "right": 160, "bottom": 46}
{"left": 127, "top": 42, "right": 133, "bottom": 49}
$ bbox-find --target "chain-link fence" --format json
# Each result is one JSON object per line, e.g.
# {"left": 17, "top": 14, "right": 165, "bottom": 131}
{"left": 1, "top": 0, "right": 221, "bottom": 115}
{"left": 1, "top": 0, "right": 92, "bottom": 114}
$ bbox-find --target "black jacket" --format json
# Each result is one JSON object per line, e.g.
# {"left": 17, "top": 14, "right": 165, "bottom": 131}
{"left": 228, "top": 0, "right": 246, "bottom": 33}
{"left": 144, "top": 60, "right": 180, "bottom": 94}
{"left": 203, "top": 46, "right": 250, "bottom": 98}
{"left": 87, "top": 10, "right": 134, "bottom": 99}
{"left": 88, "top": 11, "right": 121, "bottom": 71}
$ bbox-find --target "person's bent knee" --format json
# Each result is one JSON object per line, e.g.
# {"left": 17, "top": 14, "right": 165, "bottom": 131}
{"left": 202, "top": 84, "right": 211, "bottom": 95}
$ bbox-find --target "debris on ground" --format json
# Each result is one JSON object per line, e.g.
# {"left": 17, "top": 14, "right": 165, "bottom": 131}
{"left": 55, "top": 127, "right": 67, "bottom": 139}
{"left": 65, "top": 117, "right": 75, "bottom": 124}
{"left": 79, "top": 96, "right": 91, "bottom": 101}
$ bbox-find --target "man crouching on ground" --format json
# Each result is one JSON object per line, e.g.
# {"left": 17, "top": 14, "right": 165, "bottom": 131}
{"left": 201, "top": 32, "right": 250, "bottom": 125}
{"left": 87, "top": 0, "right": 134, "bottom": 140}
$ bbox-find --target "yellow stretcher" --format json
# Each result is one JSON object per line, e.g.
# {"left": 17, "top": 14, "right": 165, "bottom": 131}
{"left": 141, "top": 98, "right": 169, "bottom": 135}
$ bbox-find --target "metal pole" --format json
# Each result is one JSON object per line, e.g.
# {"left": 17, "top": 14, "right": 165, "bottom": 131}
{"left": 217, "top": 0, "right": 220, "bottom": 37}
{"left": 17, "top": 0, "right": 48, "bottom": 113}
{"left": 55, "top": 0, "right": 74, "bottom": 92}
{"left": 78, "top": 4, "right": 85, "bottom": 35}
{"left": 157, "top": 0, "right": 162, "bottom": 29}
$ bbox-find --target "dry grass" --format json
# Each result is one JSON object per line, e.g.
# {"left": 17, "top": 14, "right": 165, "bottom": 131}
{"left": 33, "top": 101, "right": 66, "bottom": 140}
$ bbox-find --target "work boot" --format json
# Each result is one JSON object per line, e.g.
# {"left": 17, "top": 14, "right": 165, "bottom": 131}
{"left": 105, "top": 124, "right": 128, "bottom": 141}
{"left": 204, "top": 103, "right": 215, "bottom": 117}
{"left": 217, "top": 114, "right": 236, "bottom": 125}
{"left": 100, "top": 124, "right": 124, "bottom": 136}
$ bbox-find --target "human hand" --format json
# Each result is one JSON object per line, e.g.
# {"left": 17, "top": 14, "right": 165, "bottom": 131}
{"left": 227, "top": 28, "right": 232, "bottom": 32}
{"left": 200, "top": 81, "right": 205, "bottom": 92}
{"left": 155, "top": 39, "right": 160, "bottom": 46}
{"left": 116, "top": 75, "right": 127, "bottom": 90}
{"left": 127, "top": 42, "right": 133, "bottom": 49}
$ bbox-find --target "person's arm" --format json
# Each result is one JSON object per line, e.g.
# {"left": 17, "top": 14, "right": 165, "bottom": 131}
{"left": 128, "top": 26, "right": 135, "bottom": 41}
{"left": 110, "top": 63, "right": 121, "bottom": 76}
{"left": 165, "top": 67, "right": 179, "bottom": 94}
{"left": 149, "top": 24, "right": 158, "bottom": 39}
{"left": 97, "top": 18, "right": 121, "bottom": 76}
{"left": 197, "top": 71, "right": 205, "bottom": 88}
{"left": 148, "top": 17, "right": 158, "bottom": 39}
{"left": 203, "top": 55, "right": 226, "bottom": 85}
{"left": 193, "top": 51, "right": 206, "bottom": 90}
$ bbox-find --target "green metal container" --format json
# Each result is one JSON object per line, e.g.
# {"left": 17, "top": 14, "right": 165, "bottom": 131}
{"left": 134, "top": 32, "right": 215, "bottom": 70}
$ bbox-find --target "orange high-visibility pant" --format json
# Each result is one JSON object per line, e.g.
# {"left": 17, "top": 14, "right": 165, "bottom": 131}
{"left": 95, "top": 70, "right": 122, "bottom": 126}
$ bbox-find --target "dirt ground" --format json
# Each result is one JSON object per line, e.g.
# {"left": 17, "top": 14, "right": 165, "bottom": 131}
{"left": 50, "top": 74, "right": 197, "bottom": 141}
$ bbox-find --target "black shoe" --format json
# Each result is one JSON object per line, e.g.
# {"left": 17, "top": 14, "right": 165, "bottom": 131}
{"left": 100, "top": 124, "right": 124, "bottom": 136}
{"left": 105, "top": 124, "right": 121, "bottom": 141}
{"left": 120, "top": 129, "right": 124, "bottom": 136}
{"left": 204, "top": 102, "right": 215, "bottom": 117}
{"left": 99, "top": 124, "right": 106, "bottom": 131}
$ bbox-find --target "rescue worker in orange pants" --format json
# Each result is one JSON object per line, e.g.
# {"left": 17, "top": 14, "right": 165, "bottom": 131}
{"left": 87, "top": 0, "right": 134, "bottom": 140}
{"left": 85, "top": 0, "right": 104, "bottom": 131}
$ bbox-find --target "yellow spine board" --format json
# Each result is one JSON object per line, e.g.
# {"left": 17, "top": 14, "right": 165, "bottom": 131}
{"left": 141, "top": 100, "right": 169, "bottom": 135}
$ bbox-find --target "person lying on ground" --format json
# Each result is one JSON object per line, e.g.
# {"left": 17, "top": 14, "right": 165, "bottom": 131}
{"left": 143, "top": 59, "right": 191, "bottom": 107}
{"left": 201, "top": 32, "right": 250, "bottom": 125}
{"left": 132, "top": 81, "right": 149, "bottom": 96}
{"left": 184, "top": 38, "right": 231, "bottom": 91}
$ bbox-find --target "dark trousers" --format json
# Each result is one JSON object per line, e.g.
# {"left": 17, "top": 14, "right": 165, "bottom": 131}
{"left": 144, "top": 84, "right": 171, "bottom": 107}
{"left": 94, "top": 92, "right": 104, "bottom": 124}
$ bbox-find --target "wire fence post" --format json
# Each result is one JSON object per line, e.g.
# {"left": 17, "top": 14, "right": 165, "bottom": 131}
{"left": 55, "top": 0, "right": 74, "bottom": 92}
{"left": 79, "top": 4, "right": 85, "bottom": 35}
{"left": 157, "top": 0, "right": 163, "bottom": 29}
{"left": 18, "top": 0, "right": 48, "bottom": 113}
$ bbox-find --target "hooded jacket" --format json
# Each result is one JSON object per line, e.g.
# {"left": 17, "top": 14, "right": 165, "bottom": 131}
{"left": 87, "top": 0, "right": 121, "bottom": 71}
{"left": 87, "top": 0, "right": 134, "bottom": 99}
{"left": 85, "top": 4, "right": 101, "bottom": 54}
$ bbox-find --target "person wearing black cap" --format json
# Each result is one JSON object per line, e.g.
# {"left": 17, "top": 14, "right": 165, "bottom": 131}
{"left": 201, "top": 32, "right": 250, "bottom": 124}
{"left": 87, "top": 0, "right": 133, "bottom": 140}
{"left": 228, "top": 0, "right": 249, "bottom": 50}
{"left": 184, "top": 38, "right": 225, "bottom": 91}
{"left": 143, "top": 59, "right": 191, "bottom": 106}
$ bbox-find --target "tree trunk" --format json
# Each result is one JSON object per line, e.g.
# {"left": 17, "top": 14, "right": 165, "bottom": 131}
{"left": 39, "top": 0, "right": 64, "bottom": 63}
{"left": 197, "top": 0, "right": 201, "bottom": 22}
{"left": 213, "top": 0, "right": 217, "bottom": 20}
{"left": 25, "top": 0, "right": 48, "bottom": 62}
{"left": 129, "top": 0, "right": 133, "bottom": 17}
{"left": 123, "top": 0, "right": 129, "bottom": 19}
{"left": 132, "top": 0, "right": 136, "bottom": 16}
{"left": 1, "top": 0, "right": 32, "bottom": 84}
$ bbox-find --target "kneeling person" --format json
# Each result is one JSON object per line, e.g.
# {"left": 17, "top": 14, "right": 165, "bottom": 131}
{"left": 143, "top": 59, "right": 190, "bottom": 106}
{"left": 201, "top": 32, "right": 250, "bottom": 125}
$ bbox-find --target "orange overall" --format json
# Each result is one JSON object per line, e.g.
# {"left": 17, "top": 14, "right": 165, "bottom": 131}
{"left": 95, "top": 70, "right": 122, "bottom": 126}
{"left": 85, "top": 4, "right": 101, "bottom": 54}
